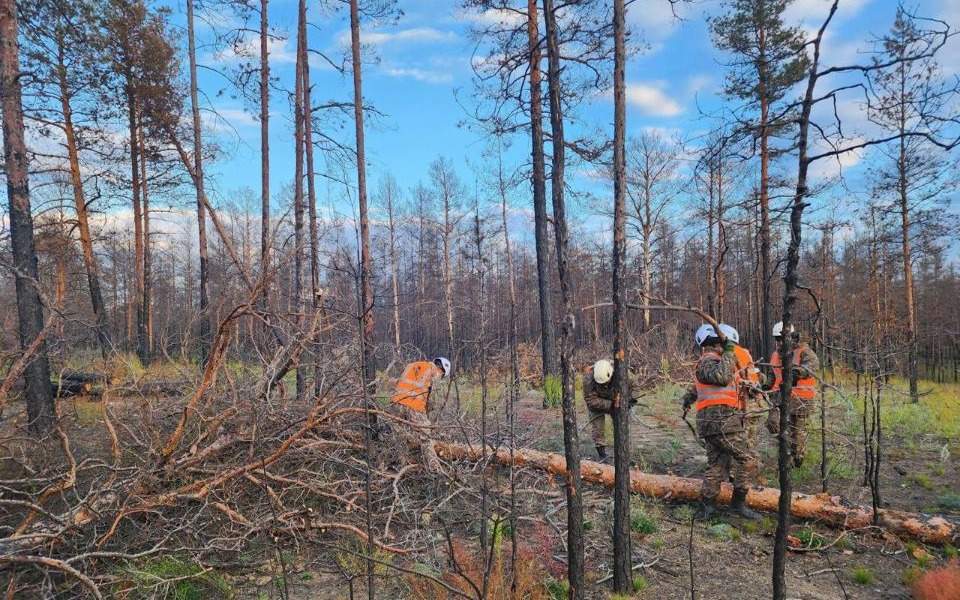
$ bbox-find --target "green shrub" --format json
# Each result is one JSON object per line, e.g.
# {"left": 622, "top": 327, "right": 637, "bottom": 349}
{"left": 851, "top": 566, "right": 874, "bottom": 585}
{"left": 631, "top": 512, "right": 658, "bottom": 535}
{"left": 121, "top": 556, "right": 232, "bottom": 600}
{"left": 794, "top": 526, "right": 825, "bottom": 549}
{"left": 944, "top": 544, "right": 958, "bottom": 560}
{"left": 938, "top": 492, "right": 960, "bottom": 512}
{"left": 707, "top": 523, "right": 738, "bottom": 541}
{"left": 545, "top": 578, "right": 569, "bottom": 600}
{"left": 543, "top": 375, "right": 562, "bottom": 408}
{"left": 633, "top": 575, "right": 649, "bottom": 592}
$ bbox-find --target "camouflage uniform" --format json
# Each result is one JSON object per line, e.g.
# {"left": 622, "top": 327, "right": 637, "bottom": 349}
{"left": 582, "top": 371, "right": 641, "bottom": 447}
{"left": 681, "top": 347, "right": 759, "bottom": 503}
{"left": 733, "top": 345, "right": 768, "bottom": 450}
{"left": 765, "top": 342, "right": 820, "bottom": 466}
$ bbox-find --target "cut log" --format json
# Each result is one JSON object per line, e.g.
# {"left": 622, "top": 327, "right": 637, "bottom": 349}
{"left": 433, "top": 441, "right": 957, "bottom": 546}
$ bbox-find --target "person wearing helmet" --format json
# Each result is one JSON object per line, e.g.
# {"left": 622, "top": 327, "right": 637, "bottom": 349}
{"left": 391, "top": 357, "right": 451, "bottom": 472}
{"left": 680, "top": 324, "right": 759, "bottom": 520}
{"left": 721, "top": 324, "right": 767, "bottom": 452}
{"left": 582, "top": 359, "right": 641, "bottom": 462}
{"left": 765, "top": 322, "right": 820, "bottom": 467}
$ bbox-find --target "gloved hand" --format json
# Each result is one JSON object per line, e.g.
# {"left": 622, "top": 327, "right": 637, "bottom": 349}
{"left": 723, "top": 340, "right": 736, "bottom": 354}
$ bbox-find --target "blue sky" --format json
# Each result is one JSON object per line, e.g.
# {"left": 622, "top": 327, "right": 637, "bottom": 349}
{"left": 168, "top": 0, "right": 960, "bottom": 231}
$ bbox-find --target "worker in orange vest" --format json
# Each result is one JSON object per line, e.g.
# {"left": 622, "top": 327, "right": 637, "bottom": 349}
{"left": 681, "top": 324, "right": 759, "bottom": 520}
{"left": 391, "top": 357, "right": 451, "bottom": 472}
{"left": 718, "top": 324, "right": 767, "bottom": 448}
{"left": 765, "top": 322, "right": 820, "bottom": 467}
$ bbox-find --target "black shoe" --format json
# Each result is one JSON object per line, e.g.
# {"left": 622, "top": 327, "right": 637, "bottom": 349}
{"left": 596, "top": 444, "right": 608, "bottom": 462}
{"left": 731, "top": 488, "right": 760, "bottom": 520}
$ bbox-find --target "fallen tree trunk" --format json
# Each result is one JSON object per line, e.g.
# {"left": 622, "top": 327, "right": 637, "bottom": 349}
{"left": 433, "top": 441, "right": 957, "bottom": 546}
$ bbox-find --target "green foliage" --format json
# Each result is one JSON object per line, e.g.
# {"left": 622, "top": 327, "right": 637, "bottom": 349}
{"left": 631, "top": 511, "right": 658, "bottom": 536}
{"left": 902, "top": 566, "right": 923, "bottom": 586}
{"left": 910, "top": 472, "right": 936, "bottom": 491}
{"left": 937, "top": 492, "right": 960, "bottom": 512}
{"left": 543, "top": 375, "right": 562, "bottom": 408}
{"left": 794, "top": 526, "right": 825, "bottom": 549}
{"left": 851, "top": 566, "right": 874, "bottom": 585}
{"left": 121, "top": 556, "right": 232, "bottom": 600}
{"left": 545, "top": 577, "right": 569, "bottom": 600}
{"left": 633, "top": 575, "right": 649, "bottom": 592}
{"left": 707, "top": 523, "right": 739, "bottom": 541}
{"left": 944, "top": 544, "right": 958, "bottom": 560}
{"left": 649, "top": 536, "right": 666, "bottom": 551}
{"left": 673, "top": 505, "right": 694, "bottom": 522}
{"left": 582, "top": 519, "right": 594, "bottom": 532}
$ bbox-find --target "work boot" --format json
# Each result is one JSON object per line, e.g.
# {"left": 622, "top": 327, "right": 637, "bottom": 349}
{"left": 595, "top": 444, "right": 609, "bottom": 463}
{"left": 731, "top": 488, "right": 760, "bottom": 520}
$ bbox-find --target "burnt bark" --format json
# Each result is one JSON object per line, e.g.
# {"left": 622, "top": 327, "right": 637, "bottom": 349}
{"left": 610, "top": 0, "right": 632, "bottom": 591}
{"left": 1, "top": 0, "right": 56, "bottom": 434}
{"left": 543, "top": 0, "right": 584, "bottom": 594}
{"left": 185, "top": 0, "right": 211, "bottom": 365}
{"left": 527, "top": 0, "right": 558, "bottom": 381}
{"left": 55, "top": 33, "right": 110, "bottom": 360}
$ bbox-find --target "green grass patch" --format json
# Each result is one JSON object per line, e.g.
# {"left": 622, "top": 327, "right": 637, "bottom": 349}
{"left": 631, "top": 512, "right": 658, "bottom": 536}
{"left": 937, "top": 492, "right": 960, "bottom": 512}
{"left": 120, "top": 556, "right": 232, "bottom": 600}
{"left": 850, "top": 566, "right": 874, "bottom": 585}
{"left": 707, "top": 523, "right": 740, "bottom": 541}
{"left": 543, "top": 375, "right": 562, "bottom": 408}
{"left": 633, "top": 575, "right": 649, "bottom": 592}
{"left": 545, "top": 577, "right": 569, "bottom": 599}
{"left": 794, "top": 526, "right": 826, "bottom": 549}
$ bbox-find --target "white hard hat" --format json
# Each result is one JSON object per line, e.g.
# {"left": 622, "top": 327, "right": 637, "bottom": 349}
{"left": 718, "top": 323, "right": 739, "bottom": 344}
{"left": 772, "top": 322, "right": 794, "bottom": 338}
{"left": 695, "top": 324, "right": 719, "bottom": 347}
{"left": 433, "top": 357, "right": 451, "bottom": 378}
{"left": 593, "top": 359, "right": 614, "bottom": 385}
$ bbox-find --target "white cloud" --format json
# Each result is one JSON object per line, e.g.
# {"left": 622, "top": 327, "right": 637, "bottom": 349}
{"left": 382, "top": 66, "right": 453, "bottom": 84}
{"left": 784, "top": 0, "right": 871, "bottom": 29}
{"left": 626, "top": 1, "right": 687, "bottom": 42}
{"left": 624, "top": 82, "right": 683, "bottom": 117}
{"left": 456, "top": 7, "right": 525, "bottom": 28}
{"left": 203, "top": 107, "right": 258, "bottom": 133}
{"left": 213, "top": 36, "right": 296, "bottom": 65}
{"left": 336, "top": 27, "right": 457, "bottom": 47}
{"left": 808, "top": 135, "right": 866, "bottom": 180}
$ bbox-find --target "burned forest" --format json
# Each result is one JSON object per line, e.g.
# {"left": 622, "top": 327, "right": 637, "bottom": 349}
{"left": 2, "top": 0, "right": 960, "bottom": 598}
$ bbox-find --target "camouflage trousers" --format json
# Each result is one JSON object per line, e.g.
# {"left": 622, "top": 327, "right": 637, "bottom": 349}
{"left": 393, "top": 403, "right": 441, "bottom": 472}
{"left": 766, "top": 398, "right": 812, "bottom": 465}
{"left": 587, "top": 407, "right": 608, "bottom": 446}
{"left": 701, "top": 429, "right": 759, "bottom": 501}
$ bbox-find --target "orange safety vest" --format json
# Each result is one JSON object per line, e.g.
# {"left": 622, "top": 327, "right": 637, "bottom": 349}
{"left": 733, "top": 345, "right": 760, "bottom": 384}
{"left": 392, "top": 361, "right": 441, "bottom": 413}
{"left": 694, "top": 351, "right": 741, "bottom": 411}
{"left": 770, "top": 348, "right": 817, "bottom": 400}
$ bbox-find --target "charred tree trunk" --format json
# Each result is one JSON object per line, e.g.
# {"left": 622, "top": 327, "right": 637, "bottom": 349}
{"left": 543, "top": 0, "right": 584, "bottom": 594}
{"left": 610, "top": 0, "right": 632, "bottom": 592}
{"left": 125, "top": 81, "right": 144, "bottom": 358}
{"left": 1, "top": 0, "right": 56, "bottom": 434}
{"left": 186, "top": 0, "right": 211, "bottom": 365}
{"left": 527, "top": 0, "right": 558, "bottom": 382}
{"left": 773, "top": 5, "right": 836, "bottom": 597}
{"left": 138, "top": 123, "right": 152, "bottom": 362}
{"left": 259, "top": 0, "right": 271, "bottom": 305}
{"left": 298, "top": 0, "right": 320, "bottom": 397}
{"left": 55, "top": 35, "right": 110, "bottom": 360}
{"left": 293, "top": 11, "right": 306, "bottom": 400}
{"left": 349, "top": 0, "right": 375, "bottom": 395}
{"left": 386, "top": 183, "right": 402, "bottom": 356}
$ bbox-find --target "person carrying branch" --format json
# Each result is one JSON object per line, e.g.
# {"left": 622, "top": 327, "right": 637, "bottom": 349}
{"left": 390, "top": 356, "right": 451, "bottom": 472}
{"left": 719, "top": 324, "right": 768, "bottom": 451}
{"left": 582, "top": 359, "right": 641, "bottom": 463}
{"left": 681, "top": 324, "right": 759, "bottom": 519}
{"left": 765, "top": 322, "right": 820, "bottom": 467}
